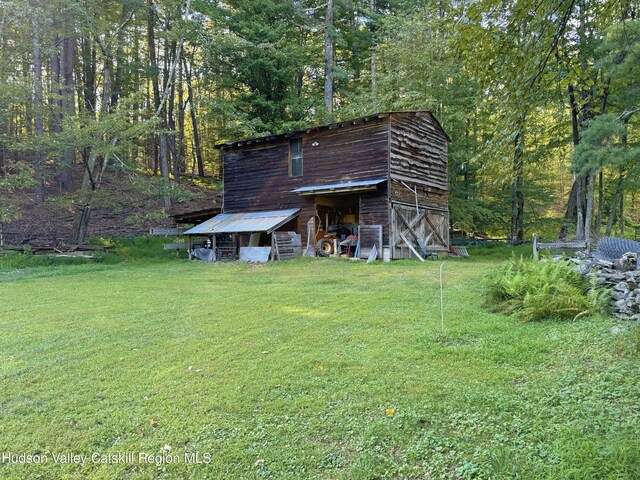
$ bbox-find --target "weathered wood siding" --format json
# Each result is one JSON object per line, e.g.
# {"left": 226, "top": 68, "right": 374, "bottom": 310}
{"left": 359, "top": 187, "right": 389, "bottom": 243}
{"left": 390, "top": 204, "right": 449, "bottom": 259}
{"left": 389, "top": 111, "right": 448, "bottom": 193}
{"left": 389, "top": 181, "right": 447, "bottom": 210}
{"left": 222, "top": 117, "right": 390, "bottom": 247}
{"left": 388, "top": 112, "right": 449, "bottom": 258}
{"left": 223, "top": 118, "right": 389, "bottom": 212}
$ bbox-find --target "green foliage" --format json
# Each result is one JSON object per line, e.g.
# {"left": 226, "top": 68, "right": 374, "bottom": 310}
{"left": 98, "top": 235, "right": 188, "bottom": 261}
{"left": 123, "top": 210, "right": 166, "bottom": 226}
{"left": 484, "top": 257, "right": 609, "bottom": 322}
{"left": 63, "top": 93, "right": 156, "bottom": 162}
{"left": 201, "top": 0, "right": 318, "bottom": 138}
{"left": 449, "top": 196, "right": 500, "bottom": 233}
{"left": 573, "top": 114, "right": 639, "bottom": 175}
{"left": 127, "top": 174, "right": 204, "bottom": 203}
{"left": 179, "top": 174, "right": 222, "bottom": 191}
{"left": 465, "top": 242, "right": 532, "bottom": 261}
{"left": 0, "top": 161, "right": 35, "bottom": 225}
{"left": 0, "top": 161, "right": 34, "bottom": 192}
{"left": 599, "top": 19, "right": 640, "bottom": 110}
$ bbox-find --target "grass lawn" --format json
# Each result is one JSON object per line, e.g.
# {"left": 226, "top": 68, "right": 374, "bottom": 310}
{"left": 1, "top": 246, "right": 639, "bottom": 479}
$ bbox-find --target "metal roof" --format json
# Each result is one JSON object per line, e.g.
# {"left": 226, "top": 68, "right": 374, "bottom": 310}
{"left": 214, "top": 110, "right": 450, "bottom": 150}
{"left": 183, "top": 209, "right": 300, "bottom": 235}
{"left": 291, "top": 178, "right": 386, "bottom": 195}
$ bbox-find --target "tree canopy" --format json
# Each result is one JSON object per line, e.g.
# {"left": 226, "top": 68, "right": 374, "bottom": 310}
{"left": 0, "top": 0, "right": 638, "bottom": 242}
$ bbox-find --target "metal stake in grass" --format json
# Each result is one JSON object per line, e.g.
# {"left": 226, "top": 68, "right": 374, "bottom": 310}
{"left": 439, "top": 262, "right": 445, "bottom": 335}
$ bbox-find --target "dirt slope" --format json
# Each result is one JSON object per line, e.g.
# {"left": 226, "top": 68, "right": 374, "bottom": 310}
{"left": 4, "top": 171, "right": 220, "bottom": 246}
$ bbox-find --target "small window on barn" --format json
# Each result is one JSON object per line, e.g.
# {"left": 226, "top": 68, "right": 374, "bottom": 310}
{"left": 289, "top": 138, "right": 303, "bottom": 177}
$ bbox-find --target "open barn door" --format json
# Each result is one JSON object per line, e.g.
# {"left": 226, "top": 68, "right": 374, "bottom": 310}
{"left": 391, "top": 203, "right": 449, "bottom": 259}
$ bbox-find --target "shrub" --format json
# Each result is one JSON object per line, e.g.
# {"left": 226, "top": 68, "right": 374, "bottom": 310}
{"left": 484, "top": 257, "right": 609, "bottom": 322}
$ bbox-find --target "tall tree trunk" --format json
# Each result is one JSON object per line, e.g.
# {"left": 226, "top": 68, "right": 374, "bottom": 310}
{"left": 57, "top": 35, "right": 75, "bottom": 191}
{"left": 369, "top": 0, "right": 377, "bottom": 108}
{"left": 31, "top": 1, "right": 45, "bottom": 206}
{"left": 0, "top": 30, "right": 8, "bottom": 171}
{"left": 80, "top": 36, "right": 96, "bottom": 172}
{"left": 158, "top": 134, "right": 171, "bottom": 208}
{"left": 22, "top": 61, "right": 33, "bottom": 156}
{"left": 510, "top": 130, "right": 524, "bottom": 244}
{"left": 516, "top": 169, "right": 524, "bottom": 243}
{"left": 605, "top": 168, "right": 625, "bottom": 236}
{"left": 323, "top": 0, "right": 334, "bottom": 119}
{"left": 72, "top": 50, "right": 114, "bottom": 244}
{"left": 168, "top": 40, "right": 179, "bottom": 184}
{"left": 111, "top": 4, "right": 127, "bottom": 108}
{"left": 594, "top": 78, "right": 610, "bottom": 236}
{"left": 81, "top": 37, "right": 96, "bottom": 115}
{"left": 584, "top": 170, "right": 596, "bottom": 246}
{"left": 595, "top": 170, "right": 603, "bottom": 235}
{"left": 619, "top": 193, "right": 625, "bottom": 235}
{"left": 560, "top": 84, "right": 583, "bottom": 239}
{"left": 568, "top": 83, "right": 588, "bottom": 240}
{"left": 153, "top": 133, "right": 159, "bottom": 174}
{"left": 619, "top": 121, "right": 629, "bottom": 236}
{"left": 559, "top": 176, "right": 578, "bottom": 240}
{"left": 183, "top": 53, "right": 204, "bottom": 177}
{"left": 147, "top": 1, "right": 160, "bottom": 115}
{"left": 148, "top": 0, "right": 171, "bottom": 212}
{"left": 576, "top": 175, "right": 585, "bottom": 240}
{"left": 0, "top": 122, "right": 5, "bottom": 175}
{"left": 577, "top": 0, "right": 596, "bottom": 240}
{"left": 177, "top": 55, "right": 185, "bottom": 176}
{"left": 51, "top": 33, "right": 75, "bottom": 190}
{"left": 50, "top": 35, "right": 63, "bottom": 137}
{"left": 133, "top": 24, "right": 143, "bottom": 164}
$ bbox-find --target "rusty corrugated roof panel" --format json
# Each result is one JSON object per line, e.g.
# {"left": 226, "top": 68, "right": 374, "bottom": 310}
{"left": 183, "top": 209, "right": 300, "bottom": 235}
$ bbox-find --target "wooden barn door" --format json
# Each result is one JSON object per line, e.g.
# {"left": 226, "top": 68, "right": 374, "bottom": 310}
{"left": 390, "top": 203, "right": 449, "bottom": 259}
{"left": 357, "top": 225, "right": 383, "bottom": 259}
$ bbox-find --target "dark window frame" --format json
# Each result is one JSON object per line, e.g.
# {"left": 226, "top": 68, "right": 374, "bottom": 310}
{"left": 289, "top": 138, "right": 303, "bottom": 177}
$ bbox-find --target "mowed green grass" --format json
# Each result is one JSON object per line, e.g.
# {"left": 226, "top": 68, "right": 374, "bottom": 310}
{"left": 0, "top": 252, "right": 639, "bottom": 479}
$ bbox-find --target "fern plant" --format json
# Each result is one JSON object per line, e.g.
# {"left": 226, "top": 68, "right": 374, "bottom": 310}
{"left": 484, "top": 257, "right": 609, "bottom": 322}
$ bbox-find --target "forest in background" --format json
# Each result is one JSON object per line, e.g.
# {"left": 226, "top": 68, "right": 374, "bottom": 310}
{"left": 0, "top": 0, "right": 639, "bottom": 244}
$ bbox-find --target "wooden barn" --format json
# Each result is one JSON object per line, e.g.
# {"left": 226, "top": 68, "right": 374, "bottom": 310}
{"left": 184, "top": 111, "right": 449, "bottom": 261}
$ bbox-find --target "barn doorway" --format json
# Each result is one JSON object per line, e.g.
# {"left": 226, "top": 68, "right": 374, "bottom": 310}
{"left": 291, "top": 178, "right": 387, "bottom": 258}
{"left": 313, "top": 194, "right": 360, "bottom": 257}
